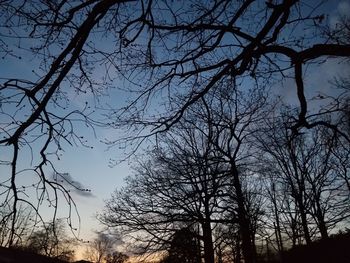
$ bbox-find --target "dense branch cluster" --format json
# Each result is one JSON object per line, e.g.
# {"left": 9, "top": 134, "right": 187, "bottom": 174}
{"left": 100, "top": 87, "right": 350, "bottom": 263}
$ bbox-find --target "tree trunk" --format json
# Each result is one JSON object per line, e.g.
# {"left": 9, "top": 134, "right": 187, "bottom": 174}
{"left": 196, "top": 224, "right": 202, "bottom": 263}
{"left": 274, "top": 222, "right": 284, "bottom": 263}
{"left": 316, "top": 209, "right": 329, "bottom": 239}
{"left": 231, "top": 165, "right": 256, "bottom": 263}
{"left": 297, "top": 197, "right": 311, "bottom": 245}
{"left": 318, "top": 219, "right": 329, "bottom": 240}
{"left": 234, "top": 234, "right": 241, "bottom": 263}
{"left": 272, "top": 190, "right": 284, "bottom": 255}
{"left": 202, "top": 221, "right": 215, "bottom": 263}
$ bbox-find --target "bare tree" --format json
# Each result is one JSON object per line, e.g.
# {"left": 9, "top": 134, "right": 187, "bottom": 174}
{"left": 257, "top": 119, "right": 313, "bottom": 245}
{"left": 100, "top": 115, "right": 232, "bottom": 263}
{"left": 0, "top": 204, "right": 34, "bottom": 247}
{"left": 105, "top": 251, "right": 129, "bottom": 263}
{"left": 1, "top": 0, "right": 349, "bottom": 248}
{"left": 257, "top": 114, "right": 350, "bottom": 248}
{"left": 160, "top": 227, "right": 201, "bottom": 263}
{"left": 84, "top": 232, "right": 122, "bottom": 263}
{"left": 24, "top": 218, "right": 76, "bottom": 261}
{"left": 196, "top": 85, "right": 269, "bottom": 263}
{"left": 100, "top": 85, "right": 269, "bottom": 263}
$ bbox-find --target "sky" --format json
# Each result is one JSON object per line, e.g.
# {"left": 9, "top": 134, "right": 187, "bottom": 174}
{"left": 0, "top": 0, "right": 350, "bottom": 260}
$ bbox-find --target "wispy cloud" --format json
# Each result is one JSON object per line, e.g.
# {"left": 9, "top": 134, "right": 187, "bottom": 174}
{"left": 52, "top": 172, "right": 95, "bottom": 198}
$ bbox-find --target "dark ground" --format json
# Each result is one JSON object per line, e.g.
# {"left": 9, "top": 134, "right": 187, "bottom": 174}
{"left": 260, "top": 231, "right": 350, "bottom": 263}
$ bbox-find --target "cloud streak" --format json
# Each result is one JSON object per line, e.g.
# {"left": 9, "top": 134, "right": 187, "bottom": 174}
{"left": 52, "top": 172, "right": 95, "bottom": 198}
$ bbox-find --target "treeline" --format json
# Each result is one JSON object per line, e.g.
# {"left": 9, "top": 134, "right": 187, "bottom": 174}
{"left": 0, "top": 214, "right": 128, "bottom": 263}
{"left": 0, "top": 215, "right": 76, "bottom": 261}
{"left": 99, "top": 87, "right": 350, "bottom": 263}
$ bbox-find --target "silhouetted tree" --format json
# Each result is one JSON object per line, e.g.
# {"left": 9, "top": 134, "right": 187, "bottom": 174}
{"left": 105, "top": 251, "right": 129, "bottom": 263}
{"left": 212, "top": 224, "right": 241, "bottom": 263}
{"left": 100, "top": 113, "right": 231, "bottom": 262}
{"left": 197, "top": 86, "right": 270, "bottom": 263}
{"left": 84, "top": 232, "right": 124, "bottom": 263}
{"left": 25, "top": 219, "right": 76, "bottom": 261}
{"left": 161, "top": 227, "right": 201, "bottom": 263}
{"left": 1, "top": 0, "right": 349, "bottom": 251}
{"left": 101, "top": 86, "right": 269, "bottom": 263}
{"left": 0, "top": 205, "right": 34, "bottom": 247}
{"left": 257, "top": 115, "right": 350, "bottom": 248}
{"left": 257, "top": 120, "right": 313, "bottom": 245}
